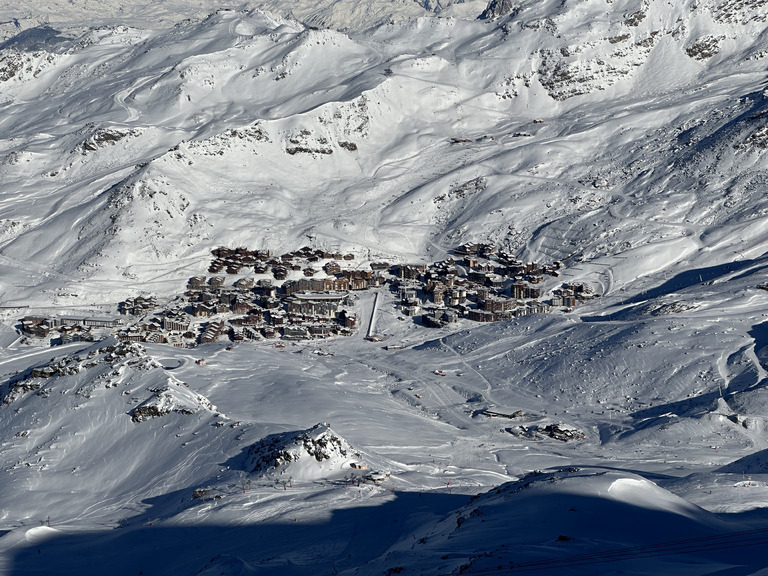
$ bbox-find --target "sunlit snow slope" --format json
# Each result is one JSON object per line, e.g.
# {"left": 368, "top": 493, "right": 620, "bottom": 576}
{"left": 0, "top": 0, "right": 765, "bottom": 306}
{"left": 1, "top": 0, "right": 768, "bottom": 574}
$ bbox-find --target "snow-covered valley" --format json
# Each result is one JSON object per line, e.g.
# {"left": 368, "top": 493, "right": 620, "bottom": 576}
{"left": 2, "top": 0, "right": 768, "bottom": 573}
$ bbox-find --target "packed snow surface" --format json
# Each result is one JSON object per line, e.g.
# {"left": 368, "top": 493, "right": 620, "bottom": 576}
{"left": 2, "top": 0, "right": 768, "bottom": 574}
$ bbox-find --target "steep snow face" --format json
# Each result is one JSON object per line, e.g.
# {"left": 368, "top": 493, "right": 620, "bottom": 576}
{"left": 0, "top": 3, "right": 766, "bottom": 307}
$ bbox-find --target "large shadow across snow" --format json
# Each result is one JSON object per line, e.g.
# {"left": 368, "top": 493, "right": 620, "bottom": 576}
{"left": 6, "top": 491, "right": 463, "bottom": 576}
{"left": 8, "top": 483, "right": 768, "bottom": 575}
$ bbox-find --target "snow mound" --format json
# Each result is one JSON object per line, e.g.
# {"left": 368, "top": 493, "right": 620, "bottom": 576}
{"left": 24, "top": 526, "right": 61, "bottom": 544}
{"left": 197, "top": 554, "right": 257, "bottom": 576}
{"left": 130, "top": 378, "right": 217, "bottom": 422}
{"left": 246, "top": 423, "right": 363, "bottom": 481}
{"left": 359, "top": 468, "right": 729, "bottom": 575}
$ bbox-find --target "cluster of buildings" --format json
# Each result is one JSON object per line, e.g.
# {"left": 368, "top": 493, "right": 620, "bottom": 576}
{"left": 20, "top": 315, "right": 121, "bottom": 344}
{"left": 113, "top": 247, "right": 367, "bottom": 346}
{"left": 391, "top": 242, "right": 594, "bottom": 328}
{"left": 20, "top": 242, "right": 595, "bottom": 348}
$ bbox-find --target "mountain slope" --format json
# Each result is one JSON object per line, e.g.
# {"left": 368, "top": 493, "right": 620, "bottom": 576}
{"left": 1, "top": 1, "right": 768, "bottom": 574}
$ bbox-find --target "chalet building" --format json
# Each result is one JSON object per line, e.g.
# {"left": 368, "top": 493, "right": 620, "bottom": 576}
{"left": 119, "top": 329, "right": 144, "bottom": 342}
{"left": 342, "top": 270, "right": 372, "bottom": 280}
{"left": 230, "top": 310, "right": 264, "bottom": 325}
{"left": 483, "top": 295, "right": 516, "bottom": 313}
{"left": 524, "top": 262, "right": 540, "bottom": 274}
{"left": 21, "top": 317, "right": 51, "bottom": 337}
{"left": 219, "top": 292, "right": 237, "bottom": 306}
{"left": 399, "top": 287, "right": 418, "bottom": 303}
{"left": 273, "top": 266, "right": 288, "bottom": 280}
{"left": 432, "top": 285, "right": 446, "bottom": 305}
{"left": 479, "top": 243, "right": 498, "bottom": 258}
{"left": 208, "top": 260, "right": 224, "bottom": 273}
{"left": 140, "top": 320, "right": 163, "bottom": 332}
{"left": 243, "top": 326, "right": 262, "bottom": 340}
{"left": 468, "top": 270, "right": 487, "bottom": 283}
{"left": 192, "top": 303, "right": 216, "bottom": 317}
{"left": 262, "top": 285, "right": 277, "bottom": 299}
{"left": 468, "top": 309, "right": 495, "bottom": 322}
{"left": 454, "top": 243, "right": 481, "bottom": 257}
{"left": 446, "top": 287, "right": 467, "bottom": 306}
{"left": 60, "top": 331, "right": 94, "bottom": 344}
{"left": 402, "top": 304, "right": 420, "bottom": 316}
{"left": 231, "top": 300, "right": 253, "bottom": 315}
{"left": 422, "top": 309, "right": 459, "bottom": 328}
{"left": 349, "top": 278, "right": 368, "bottom": 291}
{"left": 262, "top": 326, "right": 277, "bottom": 339}
{"left": 54, "top": 316, "right": 121, "bottom": 329}
{"left": 475, "top": 261, "right": 495, "bottom": 273}
{"left": 486, "top": 274, "right": 504, "bottom": 289}
{"left": 163, "top": 313, "right": 191, "bottom": 332}
{"left": 188, "top": 276, "right": 207, "bottom": 289}
{"left": 396, "top": 264, "right": 427, "bottom": 280}
{"left": 200, "top": 321, "right": 226, "bottom": 344}
{"left": 269, "top": 311, "right": 286, "bottom": 325}
{"left": 310, "top": 324, "right": 335, "bottom": 337}
{"left": 119, "top": 296, "right": 157, "bottom": 315}
{"left": 338, "top": 310, "right": 357, "bottom": 329}
{"left": 235, "top": 278, "right": 254, "bottom": 290}
{"left": 285, "top": 299, "right": 338, "bottom": 318}
{"left": 283, "top": 278, "right": 350, "bottom": 295}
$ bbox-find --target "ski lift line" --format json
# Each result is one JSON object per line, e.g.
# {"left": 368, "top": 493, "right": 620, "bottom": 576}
{"left": 436, "top": 527, "right": 768, "bottom": 575}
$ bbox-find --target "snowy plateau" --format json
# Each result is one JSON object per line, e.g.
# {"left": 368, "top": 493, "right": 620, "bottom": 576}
{"left": 1, "top": 0, "right": 768, "bottom": 574}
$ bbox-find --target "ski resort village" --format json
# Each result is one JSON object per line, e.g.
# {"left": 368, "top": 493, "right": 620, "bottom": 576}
{"left": 18, "top": 243, "right": 596, "bottom": 348}
{"left": 4, "top": 0, "right": 768, "bottom": 574}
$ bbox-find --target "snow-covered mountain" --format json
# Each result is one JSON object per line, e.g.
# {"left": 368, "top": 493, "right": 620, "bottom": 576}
{"left": 2, "top": 0, "right": 768, "bottom": 573}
